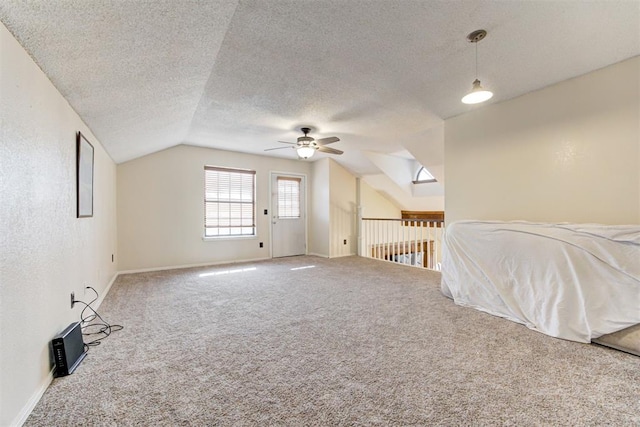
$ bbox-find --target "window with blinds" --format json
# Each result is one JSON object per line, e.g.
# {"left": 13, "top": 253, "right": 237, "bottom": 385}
{"left": 204, "top": 166, "right": 256, "bottom": 237}
{"left": 277, "top": 177, "right": 301, "bottom": 219}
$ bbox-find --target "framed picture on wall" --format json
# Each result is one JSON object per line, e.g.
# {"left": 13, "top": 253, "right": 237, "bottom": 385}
{"left": 76, "top": 132, "right": 94, "bottom": 218}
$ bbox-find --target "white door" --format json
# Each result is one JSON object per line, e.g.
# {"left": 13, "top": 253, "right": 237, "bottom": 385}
{"left": 271, "top": 173, "right": 306, "bottom": 257}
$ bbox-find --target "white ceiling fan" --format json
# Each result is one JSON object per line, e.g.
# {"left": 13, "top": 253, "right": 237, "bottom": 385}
{"left": 265, "top": 127, "right": 342, "bottom": 159}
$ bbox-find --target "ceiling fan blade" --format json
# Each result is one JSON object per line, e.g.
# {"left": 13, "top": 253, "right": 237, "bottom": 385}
{"left": 264, "top": 146, "right": 293, "bottom": 151}
{"left": 315, "top": 136, "right": 340, "bottom": 146}
{"left": 277, "top": 141, "right": 296, "bottom": 145}
{"left": 318, "top": 146, "right": 343, "bottom": 155}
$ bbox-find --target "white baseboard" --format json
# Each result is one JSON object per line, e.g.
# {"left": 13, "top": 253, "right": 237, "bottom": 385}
{"left": 93, "top": 271, "right": 119, "bottom": 310}
{"left": 328, "top": 253, "right": 357, "bottom": 258}
{"left": 307, "top": 252, "right": 329, "bottom": 258}
{"left": 11, "top": 369, "right": 54, "bottom": 427}
{"left": 12, "top": 271, "right": 119, "bottom": 427}
{"left": 307, "top": 252, "right": 357, "bottom": 259}
{"left": 118, "top": 257, "right": 272, "bottom": 275}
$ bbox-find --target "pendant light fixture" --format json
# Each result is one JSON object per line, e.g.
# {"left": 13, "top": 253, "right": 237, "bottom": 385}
{"left": 296, "top": 145, "right": 316, "bottom": 159}
{"left": 461, "top": 29, "right": 493, "bottom": 105}
{"left": 296, "top": 129, "right": 316, "bottom": 158}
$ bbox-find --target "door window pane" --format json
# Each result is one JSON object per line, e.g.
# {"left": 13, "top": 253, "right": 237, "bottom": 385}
{"left": 277, "top": 177, "right": 300, "bottom": 219}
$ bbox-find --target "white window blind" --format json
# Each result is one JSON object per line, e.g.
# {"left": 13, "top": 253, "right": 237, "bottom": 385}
{"left": 277, "top": 177, "right": 301, "bottom": 219}
{"left": 204, "top": 166, "right": 256, "bottom": 237}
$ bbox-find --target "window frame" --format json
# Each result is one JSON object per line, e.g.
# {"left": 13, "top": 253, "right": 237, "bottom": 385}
{"left": 413, "top": 166, "right": 437, "bottom": 184}
{"left": 204, "top": 166, "right": 256, "bottom": 239}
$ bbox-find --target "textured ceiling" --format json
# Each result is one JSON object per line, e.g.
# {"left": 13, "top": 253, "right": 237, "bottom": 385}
{"left": 1, "top": 0, "right": 639, "bottom": 178}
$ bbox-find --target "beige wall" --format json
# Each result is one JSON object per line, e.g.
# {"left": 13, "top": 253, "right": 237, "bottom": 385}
{"left": 360, "top": 180, "right": 401, "bottom": 219}
{"left": 308, "top": 159, "right": 358, "bottom": 257}
{"left": 329, "top": 160, "right": 357, "bottom": 257}
{"left": 117, "top": 145, "right": 311, "bottom": 270}
{"left": 0, "top": 23, "right": 118, "bottom": 426}
{"left": 445, "top": 57, "right": 640, "bottom": 225}
{"left": 309, "top": 159, "right": 330, "bottom": 257}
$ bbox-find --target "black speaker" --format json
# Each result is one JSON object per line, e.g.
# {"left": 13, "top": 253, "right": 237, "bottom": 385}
{"left": 52, "top": 322, "right": 87, "bottom": 377}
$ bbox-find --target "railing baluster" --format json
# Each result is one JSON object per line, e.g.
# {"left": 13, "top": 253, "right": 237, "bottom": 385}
{"left": 372, "top": 220, "right": 376, "bottom": 259}
{"left": 420, "top": 221, "right": 429, "bottom": 268}
{"left": 426, "top": 221, "right": 431, "bottom": 269}
{"left": 415, "top": 221, "right": 420, "bottom": 267}
{"left": 369, "top": 220, "right": 372, "bottom": 259}
{"left": 376, "top": 220, "right": 380, "bottom": 260}
{"left": 394, "top": 220, "right": 399, "bottom": 264}
{"left": 359, "top": 217, "right": 443, "bottom": 271}
{"left": 408, "top": 221, "right": 411, "bottom": 265}
{"left": 365, "top": 219, "right": 370, "bottom": 259}
{"left": 374, "top": 219, "right": 378, "bottom": 260}
{"left": 408, "top": 220, "right": 412, "bottom": 265}
{"left": 434, "top": 221, "right": 439, "bottom": 270}
{"left": 420, "top": 220, "right": 424, "bottom": 268}
{"left": 411, "top": 221, "right": 420, "bottom": 266}
{"left": 385, "top": 220, "right": 390, "bottom": 262}
{"left": 409, "top": 221, "right": 413, "bottom": 265}
{"left": 368, "top": 220, "right": 372, "bottom": 259}
{"left": 429, "top": 221, "right": 432, "bottom": 268}
{"left": 400, "top": 221, "right": 405, "bottom": 264}
{"left": 380, "top": 219, "right": 383, "bottom": 261}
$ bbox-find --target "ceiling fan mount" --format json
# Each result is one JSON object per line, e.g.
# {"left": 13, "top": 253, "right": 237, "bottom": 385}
{"left": 265, "top": 127, "right": 343, "bottom": 159}
{"left": 297, "top": 127, "right": 314, "bottom": 146}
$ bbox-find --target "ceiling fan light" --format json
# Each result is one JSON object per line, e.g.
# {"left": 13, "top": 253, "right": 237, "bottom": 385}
{"left": 461, "top": 79, "right": 493, "bottom": 104}
{"left": 297, "top": 146, "right": 316, "bottom": 159}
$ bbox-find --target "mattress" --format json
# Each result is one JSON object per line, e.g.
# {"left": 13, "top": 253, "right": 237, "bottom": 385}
{"left": 441, "top": 221, "right": 640, "bottom": 344}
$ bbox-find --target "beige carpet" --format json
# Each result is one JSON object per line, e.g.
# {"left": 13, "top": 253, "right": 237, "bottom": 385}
{"left": 27, "top": 256, "right": 640, "bottom": 426}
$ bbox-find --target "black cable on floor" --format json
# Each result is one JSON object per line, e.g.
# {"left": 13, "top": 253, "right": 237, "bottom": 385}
{"left": 74, "top": 286, "right": 123, "bottom": 348}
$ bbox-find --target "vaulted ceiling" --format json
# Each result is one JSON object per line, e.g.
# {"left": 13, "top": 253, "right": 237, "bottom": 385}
{"left": 2, "top": 1, "right": 639, "bottom": 182}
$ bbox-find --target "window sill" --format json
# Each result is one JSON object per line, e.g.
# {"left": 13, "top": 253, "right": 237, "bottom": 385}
{"left": 202, "top": 235, "right": 257, "bottom": 242}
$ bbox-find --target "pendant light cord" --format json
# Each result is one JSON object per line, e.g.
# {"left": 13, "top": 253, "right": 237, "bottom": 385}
{"left": 461, "top": 29, "right": 493, "bottom": 104}
{"left": 474, "top": 41, "right": 478, "bottom": 80}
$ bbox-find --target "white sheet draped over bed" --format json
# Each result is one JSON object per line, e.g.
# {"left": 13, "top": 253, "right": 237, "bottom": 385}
{"left": 441, "top": 221, "right": 640, "bottom": 343}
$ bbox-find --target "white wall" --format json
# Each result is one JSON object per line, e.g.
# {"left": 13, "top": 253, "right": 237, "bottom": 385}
{"left": 117, "top": 145, "right": 312, "bottom": 270}
{"left": 365, "top": 152, "right": 414, "bottom": 195}
{"left": 0, "top": 23, "right": 117, "bottom": 426}
{"left": 329, "top": 159, "right": 357, "bottom": 257}
{"left": 362, "top": 173, "right": 444, "bottom": 212}
{"left": 445, "top": 56, "right": 640, "bottom": 225}
{"left": 309, "top": 159, "right": 330, "bottom": 257}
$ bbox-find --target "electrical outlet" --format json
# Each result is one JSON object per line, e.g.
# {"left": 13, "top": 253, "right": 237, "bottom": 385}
{"left": 259, "top": 242, "right": 264, "bottom": 248}
{"left": 112, "top": 254, "right": 114, "bottom": 262}
{"left": 264, "top": 209, "right": 268, "bottom": 215}
{"left": 343, "top": 239, "right": 347, "bottom": 245}
{"left": 70, "top": 292, "right": 75, "bottom": 309}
